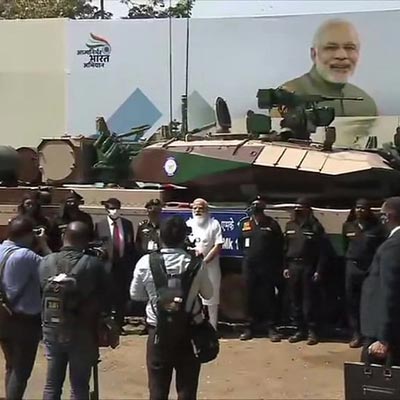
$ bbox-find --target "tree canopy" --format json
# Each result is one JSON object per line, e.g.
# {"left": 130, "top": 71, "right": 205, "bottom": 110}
{"left": 0, "top": 0, "right": 194, "bottom": 20}
{"left": 122, "top": 0, "right": 195, "bottom": 19}
{"left": 0, "top": 0, "right": 112, "bottom": 19}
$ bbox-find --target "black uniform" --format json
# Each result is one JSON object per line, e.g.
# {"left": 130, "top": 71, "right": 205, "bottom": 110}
{"left": 135, "top": 220, "right": 161, "bottom": 257}
{"left": 284, "top": 215, "right": 326, "bottom": 333}
{"left": 239, "top": 215, "right": 284, "bottom": 331}
{"left": 342, "top": 218, "right": 386, "bottom": 337}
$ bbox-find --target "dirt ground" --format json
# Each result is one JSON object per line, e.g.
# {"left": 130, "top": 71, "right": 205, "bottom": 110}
{"left": 0, "top": 329, "right": 360, "bottom": 400}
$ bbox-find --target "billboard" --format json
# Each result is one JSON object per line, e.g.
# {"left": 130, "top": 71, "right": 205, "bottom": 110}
{"left": 65, "top": 10, "right": 400, "bottom": 146}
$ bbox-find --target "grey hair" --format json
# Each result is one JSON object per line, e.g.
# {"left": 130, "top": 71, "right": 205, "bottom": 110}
{"left": 312, "top": 18, "right": 359, "bottom": 48}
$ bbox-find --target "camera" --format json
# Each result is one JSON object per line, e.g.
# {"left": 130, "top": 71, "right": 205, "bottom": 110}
{"left": 86, "top": 242, "right": 108, "bottom": 260}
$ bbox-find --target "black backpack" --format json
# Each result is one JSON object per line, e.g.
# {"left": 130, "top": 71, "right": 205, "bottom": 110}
{"left": 149, "top": 251, "right": 202, "bottom": 346}
{"left": 42, "top": 254, "right": 89, "bottom": 333}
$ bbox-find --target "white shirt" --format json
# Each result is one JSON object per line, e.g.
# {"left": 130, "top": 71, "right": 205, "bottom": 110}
{"left": 389, "top": 225, "right": 400, "bottom": 238}
{"left": 107, "top": 216, "right": 124, "bottom": 257}
{"left": 186, "top": 217, "right": 224, "bottom": 266}
{"left": 130, "top": 248, "right": 213, "bottom": 326}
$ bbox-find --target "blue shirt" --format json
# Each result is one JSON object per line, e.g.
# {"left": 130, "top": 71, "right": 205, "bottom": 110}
{"left": 0, "top": 240, "right": 42, "bottom": 315}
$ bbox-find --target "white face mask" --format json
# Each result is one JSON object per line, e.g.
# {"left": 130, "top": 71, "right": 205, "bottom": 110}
{"left": 107, "top": 209, "right": 120, "bottom": 220}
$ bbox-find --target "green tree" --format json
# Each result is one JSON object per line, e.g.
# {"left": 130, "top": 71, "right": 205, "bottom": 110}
{"left": 122, "top": 0, "right": 195, "bottom": 19}
{"left": 0, "top": 0, "right": 112, "bottom": 19}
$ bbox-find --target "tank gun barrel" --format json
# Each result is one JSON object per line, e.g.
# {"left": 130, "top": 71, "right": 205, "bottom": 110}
{"left": 257, "top": 88, "right": 363, "bottom": 109}
{"left": 116, "top": 125, "right": 150, "bottom": 139}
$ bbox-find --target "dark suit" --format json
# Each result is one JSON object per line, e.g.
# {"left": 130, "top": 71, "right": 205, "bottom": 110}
{"left": 360, "top": 228, "right": 400, "bottom": 365}
{"left": 94, "top": 217, "right": 136, "bottom": 328}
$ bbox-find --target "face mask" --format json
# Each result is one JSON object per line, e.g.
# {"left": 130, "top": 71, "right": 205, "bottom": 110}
{"left": 108, "top": 209, "right": 120, "bottom": 220}
{"left": 380, "top": 214, "right": 389, "bottom": 225}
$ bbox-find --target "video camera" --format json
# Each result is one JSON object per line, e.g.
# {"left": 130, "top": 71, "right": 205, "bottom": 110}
{"left": 86, "top": 241, "right": 108, "bottom": 260}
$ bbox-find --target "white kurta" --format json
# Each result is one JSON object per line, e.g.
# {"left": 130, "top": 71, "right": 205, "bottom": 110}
{"left": 186, "top": 217, "right": 224, "bottom": 306}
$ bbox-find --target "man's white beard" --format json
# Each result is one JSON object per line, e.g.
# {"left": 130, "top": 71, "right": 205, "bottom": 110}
{"left": 193, "top": 214, "right": 208, "bottom": 226}
{"left": 315, "top": 58, "right": 351, "bottom": 84}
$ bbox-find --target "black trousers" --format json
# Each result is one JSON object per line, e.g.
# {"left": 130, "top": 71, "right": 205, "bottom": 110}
{"left": 111, "top": 267, "right": 130, "bottom": 328}
{"left": 288, "top": 261, "right": 318, "bottom": 331}
{"left": 345, "top": 260, "right": 367, "bottom": 336}
{"left": 0, "top": 314, "right": 41, "bottom": 400}
{"left": 146, "top": 327, "right": 201, "bottom": 400}
{"left": 244, "top": 264, "right": 279, "bottom": 329}
{"left": 361, "top": 338, "right": 400, "bottom": 366}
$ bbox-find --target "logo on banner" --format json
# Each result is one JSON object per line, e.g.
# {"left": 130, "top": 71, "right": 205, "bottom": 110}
{"left": 77, "top": 33, "right": 111, "bottom": 69}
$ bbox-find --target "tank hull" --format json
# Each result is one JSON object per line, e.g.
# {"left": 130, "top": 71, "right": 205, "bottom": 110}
{"left": 131, "top": 142, "right": 400, "bottom": 206}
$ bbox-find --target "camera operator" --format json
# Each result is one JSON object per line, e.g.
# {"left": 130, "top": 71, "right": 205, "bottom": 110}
{"left": 18, "top": 192, "right": 61, "bottom": 253}
{"left": 39, "top": 221, "right": 112, "bottom": 400}
{"left": 0, "top": 216, "right": 49, "bottom": 400}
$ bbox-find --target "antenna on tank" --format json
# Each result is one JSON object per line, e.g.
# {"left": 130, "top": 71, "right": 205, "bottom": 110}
{"left": 180, "top": 0, "right": 191, "bottom": 138}
{"left": 168, "top": 0, "right": 173, "bottom": 134}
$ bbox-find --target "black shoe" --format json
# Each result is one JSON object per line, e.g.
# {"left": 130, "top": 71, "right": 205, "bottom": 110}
{"left": 240, "top": 328, "right": 253, "bottom": 341}
{"left": 138, "top": 326, "right": 148, "bottom": 336}
{"left": 269, "top": 328, "right": 282, "bottom": 343}
{"left": 349, "top": 334, "right": 363, "bottom": 348}
{"left": 288, "top": 331, "right": 305, "bottom": 343}
{"left": 119, "top": 327, "right": 128, "bottom": 336}
{"left": 307, "top": 330, "right": 318, "bottom": 345}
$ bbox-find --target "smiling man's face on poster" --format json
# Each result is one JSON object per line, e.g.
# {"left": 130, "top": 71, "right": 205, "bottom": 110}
{"left": 312, "top": 20, "right": 360, "bottom": 84}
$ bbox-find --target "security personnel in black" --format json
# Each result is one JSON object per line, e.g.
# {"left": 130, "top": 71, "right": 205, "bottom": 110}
{"left": 135, "top": 199, "right": 162, "bottom": 257}
{"left": 284, "top": 198, "right": 326, "bottom": 345}
{"left": 239, "top": 197, "right": 284, "bottom": 342}
{"left": 342, "top": 198, "right": 386, "bottom": 348}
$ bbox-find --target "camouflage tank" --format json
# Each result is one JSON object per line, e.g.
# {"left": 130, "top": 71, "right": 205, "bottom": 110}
{"left": 131, "top": 88, "right": 400, "bottom": 208}
{"left": 3, "top": 88, "right": 400, "bottom": 324}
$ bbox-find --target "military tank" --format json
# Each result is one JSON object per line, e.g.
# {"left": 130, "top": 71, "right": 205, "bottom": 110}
{"left": 2, "top": 88, "right": 400, "bottom": 324}
{"left": 131, "top": 88, "right": 400, "bottom": 208}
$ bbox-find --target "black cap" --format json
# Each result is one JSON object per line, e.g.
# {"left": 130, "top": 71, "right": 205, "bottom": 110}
{"left": 355, "top": 198, "right": 370, "bottom": 208}
{"left": 66, "top": 190, "right": 83, "bottom": 203}
{"left": 295, "top": 197, "right": 311, "bottom": 209}
{"left": 101, "top": 198, "right": 121, "bottom": 209}
{"left": 145, "top": 198, "right": 163, "bottom": 209}
{"left": 250, "top": 195, "right": 266, "bottom": 209}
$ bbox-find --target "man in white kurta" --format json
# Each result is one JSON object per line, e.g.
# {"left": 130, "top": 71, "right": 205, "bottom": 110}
{"left": 186, "top": 198, "right": 224, "bottom": 330}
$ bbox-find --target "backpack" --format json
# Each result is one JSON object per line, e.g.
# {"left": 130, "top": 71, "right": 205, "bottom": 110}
{"left": 42, "top": 254, "right": 89, "bottom": 333}
{"left": 149, "top": 251, "right": 202, "bottom": 346}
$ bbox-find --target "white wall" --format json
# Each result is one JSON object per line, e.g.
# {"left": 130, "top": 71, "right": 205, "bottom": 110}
{"left": 0, "top": 19, "right": 67, "bottom": 148}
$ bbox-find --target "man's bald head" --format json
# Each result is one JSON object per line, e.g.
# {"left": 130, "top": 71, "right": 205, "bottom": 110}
{"left": 8, "top": 216, "right": 34, "bottom": 242}
{"left": 63, "top": 221, "right": 90, "bottom": 249}
{"left": 311, "top": 19, "right": 360, "bottom": 84}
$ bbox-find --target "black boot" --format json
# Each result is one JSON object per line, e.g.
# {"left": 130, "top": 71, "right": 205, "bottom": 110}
{"left": 307, "top": 330, "right": 318, "bottom": 345}
{"left": 240, "top": 328, "right": 253, "bottom": 341}
{"left": 349, "top": 333, "right": 363, "bottom": 348}
{"left": 288, "top": 331, "right": 305, "bottom": 343}
{"left": 269, "top": 327, "right": 282, "bottom": 343}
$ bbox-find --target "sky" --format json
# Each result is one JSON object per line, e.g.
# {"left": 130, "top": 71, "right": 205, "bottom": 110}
{"left": 92, "top": 0, "right": 400, "bottom": 19}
